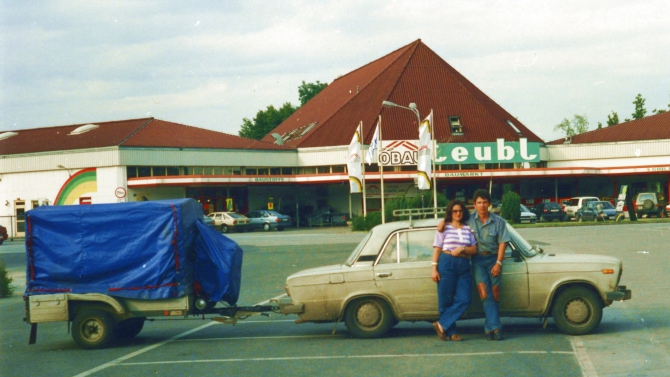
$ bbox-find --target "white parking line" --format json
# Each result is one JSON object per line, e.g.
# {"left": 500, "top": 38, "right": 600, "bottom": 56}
{"left": 117, "top": 351, "right": 576, "bottom": 366}
{"left": 571, "top": 337, "right": 598, "bottom": 377}
{"left": 177, "top": 334, "right": 346, "bottom": 342}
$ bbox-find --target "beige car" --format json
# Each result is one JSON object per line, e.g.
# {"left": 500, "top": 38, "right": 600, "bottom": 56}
{"left": 277, "top": 217, "right": 631, "bottom": 338}
{"left": 207, "top": 212, "right": 250, "bottom": 233}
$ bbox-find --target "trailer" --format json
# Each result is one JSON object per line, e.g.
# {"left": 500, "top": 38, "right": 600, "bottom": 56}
{"left": 23, "top": 199, "right": 277, "bottom": 349}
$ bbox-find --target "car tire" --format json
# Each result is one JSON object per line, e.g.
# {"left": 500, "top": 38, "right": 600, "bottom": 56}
{"left": 344, "top": 297, "right": 394, "bottom": 339}
{"left": 540, "top": 215, "right": 546, "bottom": 223}
{"left": 577, "top": 215, "right": 583, "bottom": 223}
{"left": 642, "top": 199, "right": 654, "bottom": 211}
{"left": 263, "top": 223, "right": 271, "bottom": 232}
{"left": 72, "top": 309, "right": 115, "bottom": 349}
{"left": 221, "top": 225, "right": 229, "bottom": 233}
{"left": 115, "top": 317, "right": 145, "bottom": 340}
{"left": 551, "top": 286, "right": 603, "bottom": 335}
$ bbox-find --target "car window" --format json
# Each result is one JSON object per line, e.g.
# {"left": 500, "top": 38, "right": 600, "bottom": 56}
{"left": 378, "top": 229, "right": 434, "bottom": 264}
{"left": 546, "top": 202, "right": 561, "bottom": 209}
{"left": 583, "top": 198, "right": 598, "bottom": 205}
{"left": 247, "top": 212, "right": 257, "bottom": 218}
{"left": 570, "top": 199, "right": 579, "bottom": 206}
{"left": 520, "top": 204, "right": 530, "bottom": 212}
{"left": 207, "top": 213, "right": 215, "bottom": 219}
{"left": 228, "top": 213, "right": 243, "bottom": 219}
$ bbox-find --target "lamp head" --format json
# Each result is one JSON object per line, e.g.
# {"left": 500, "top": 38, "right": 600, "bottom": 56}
{"left": 409, "top": 103, "right": 417, "bottom": 110}
{"left": 382, "top": 100, "right": 397, "bottom": 108}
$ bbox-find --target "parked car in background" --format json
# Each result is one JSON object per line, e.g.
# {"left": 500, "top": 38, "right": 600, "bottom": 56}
{"left": 576, "top": 201, "right": 618, "bottom": 222}
{"left": 564, "top": 197, "right": 600, "bottom": 221}
{"left": 489, "top": 199, "right": 502, "bottom": 215}
{"left": 635, "top": 192, "right": 667, "bottom": 218}
{"left": 245, "top": 210, "right": 292, "bottom": 231}
{"left": 530, "top": 202, "right": 565, "bottom": 222}
{"left": 520, "top": 204, "right": 537, "bottom": 224}
{"left": 308, "top": 207, "right": 349, "bottom": 227}
{"left": 0, "top": 225, "right": 7, "bottom": 245}
{"left": 276, "top": 216, "right": 631, "bottom": 339}
{"left": 202, "top": 214, "right": 217, "bottom": 229}
{"left": 207, "top": 212, "right": 251, "bottom": 233}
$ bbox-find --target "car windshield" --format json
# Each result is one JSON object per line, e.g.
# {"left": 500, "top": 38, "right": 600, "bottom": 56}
{"left": 267, "top": 211, "right": 281, "bottom": 216}
{"left": 506, "top": 224, "right": 539, "bottom": 257}
{"left": 345, "top": 232, "right": 373, "bottom": 266}
{"left": 520, "top": 204, "right": 531, "bottom": 212}
{"left": 594, "top": 201, "right": 615, "bottom": 209}
{"left": 545, "top": 202, "right": 561, "bottom": 209}
{"left": 228, "top": 213, "right": 244, "bottom": 218}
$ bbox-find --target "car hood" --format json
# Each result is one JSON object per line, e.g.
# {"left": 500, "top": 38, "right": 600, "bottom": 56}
{"left": 521, "top": 211, "right": 536, "bottom": 217}
{"left": 528, "top": 253, "right": 621, "bottom": 272}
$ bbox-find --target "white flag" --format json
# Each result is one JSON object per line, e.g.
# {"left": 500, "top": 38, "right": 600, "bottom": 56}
{"left": 365, "top": 122, "right": 380, "bottom": 165}
{"left": 417, "top": 111, "right": 433, "bottom": 190}
{"left": 347, "top": 129, "right": 363, "bottom": 193}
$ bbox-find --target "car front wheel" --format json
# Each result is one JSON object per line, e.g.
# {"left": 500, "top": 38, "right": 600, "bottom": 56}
{"left": 551, "top": 287, "right": 603, "bottom": 335}
{"left": 344, "top": 297, "right": 394, "bottom": 339}
{"left": 221, "top": 225, "right": 229, "bottom": 233}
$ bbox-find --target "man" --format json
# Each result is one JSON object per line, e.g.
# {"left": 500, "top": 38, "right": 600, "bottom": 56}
{"left": 438, "top": 189, "right": 509, "bottom": 340}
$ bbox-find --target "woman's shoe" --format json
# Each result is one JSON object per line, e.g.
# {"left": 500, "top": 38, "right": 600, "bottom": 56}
{"left": 448, "top": 334, "right": 463, "bottom": 341}
{"left": 432, "top": 322, "right": 447, "bottom": 341}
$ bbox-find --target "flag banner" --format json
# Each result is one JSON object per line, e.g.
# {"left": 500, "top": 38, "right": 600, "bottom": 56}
{"left": 417, "top": 112, "right": 432, "bottom": 190}
{"left": 347, "top": 130, "right": 363, "bottom": 193}
{"left": 365, "top": 122, "right": 380, "bottom": 165}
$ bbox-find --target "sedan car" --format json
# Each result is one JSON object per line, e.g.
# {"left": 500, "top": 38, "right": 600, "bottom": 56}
{"left": 530, "top": 202, "right": 565, "bottom": 222}
{"left": 245, "top": 210, "right": 292, "bottom": 231}
{"left": 576, "top": 201, "right": 618, "bottom": 222}
{"left": 520, "top": 204, "right": 537, "bottom": 224}
{"left": 276, "top": 217, "right": 631, "bottom": 338}
{"left": 202, "top": 214, "right": 217, "bottom": 229}
{"left": 207, "top": 212, "right": 251, "bottom": 233}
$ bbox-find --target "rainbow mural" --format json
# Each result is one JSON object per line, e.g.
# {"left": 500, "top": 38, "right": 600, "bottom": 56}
{"left": 54, "top": 168, "right": 98, "bottom": 205}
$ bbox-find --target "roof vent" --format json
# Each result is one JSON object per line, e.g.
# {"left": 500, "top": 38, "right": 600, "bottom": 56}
{"left": 0, "top": 131, "right": 18, "bottom": 141}
{"left": 69, "top": 124, "right": 99, "bottom": 135}
{"left": 449, "top": 116, "right": 463, "bottom": 135}
{"left": 506, "top": 120, "right": 522, "bottom": 135}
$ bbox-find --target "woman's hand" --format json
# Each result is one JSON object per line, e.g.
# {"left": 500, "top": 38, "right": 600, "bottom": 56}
{"left": 431, "top": 268, "right": 440, "bottom": 282}
{"left": 450, "top": 246, "right": 464, "bottom": 257}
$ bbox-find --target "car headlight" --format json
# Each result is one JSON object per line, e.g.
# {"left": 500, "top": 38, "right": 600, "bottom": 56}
{"left": 285, "top": 283, "right": 290, "bottom": 296}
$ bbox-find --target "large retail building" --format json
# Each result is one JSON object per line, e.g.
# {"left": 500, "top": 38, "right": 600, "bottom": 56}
{"left": 2, "top": 40, "right": 669, "bottom": 237}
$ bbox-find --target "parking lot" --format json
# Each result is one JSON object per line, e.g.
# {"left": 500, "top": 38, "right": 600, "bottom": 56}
{"left": 1, "top": 222, "right": 669, "bottom": 376}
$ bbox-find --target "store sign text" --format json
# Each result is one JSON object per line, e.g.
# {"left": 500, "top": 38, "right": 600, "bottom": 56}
{"left": 436, "top": 138, "right": 540, "bottom": 164}
{"left": 255, "top": 177, "right": 285, "bottom": 182}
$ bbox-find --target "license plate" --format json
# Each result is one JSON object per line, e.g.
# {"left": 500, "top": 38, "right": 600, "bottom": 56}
{"left": 521, "top": 220, "right": 530, "bottom": 223}
{"left": 551, "top": 209, "right": 558, "bottom": 212}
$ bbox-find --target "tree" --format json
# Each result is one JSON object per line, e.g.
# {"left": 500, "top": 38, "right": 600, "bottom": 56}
{"left": 238, "top": 102, "right": 297, "bottom": 140}
{"left": 631, "top": 93, "right": 647, "bottom": 120}
{"left": 652, "top": 95, "right": 670, "bottom": 114}
{"left": 298, "top": 80, "right": 328, "bottom": 106}
{"left": 554, "top": 114, "right": 589, "bottom": 138}
{"left": 606, "top": 111, "right": 620, "bottom": 127}
{"left": 501, "top": 191, "right": 521, "bottom": 224}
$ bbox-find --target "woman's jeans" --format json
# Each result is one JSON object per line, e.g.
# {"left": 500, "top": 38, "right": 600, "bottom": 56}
{"left": 471, "top": 254, "right": 502, "bottom": 332}
{"left": 436, "top": 253, "right": 472, "bottom": 336}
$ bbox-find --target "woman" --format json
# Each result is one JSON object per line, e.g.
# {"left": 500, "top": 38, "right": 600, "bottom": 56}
{"left": 431, "top": 200, "right": 477, "bottom": 341}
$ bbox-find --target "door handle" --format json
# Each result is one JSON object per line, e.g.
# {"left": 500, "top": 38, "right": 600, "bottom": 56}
{"left": 376, "top": 272, "right": 392, "bottom": 278}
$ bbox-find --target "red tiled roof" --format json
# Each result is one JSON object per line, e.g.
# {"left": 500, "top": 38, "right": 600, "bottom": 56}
{"left": 0, "top": 118, "right": 289, "bottom": 155}
{"left": 547, "top": 111, "right": 670, "bottom": 145}
{"left": 262, "top": 39, "right": 544, "bottom": 148}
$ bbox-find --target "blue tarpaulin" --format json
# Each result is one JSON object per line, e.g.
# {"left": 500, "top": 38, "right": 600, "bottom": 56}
{"left": 24, "top": 199, "right": 242, "bottom": 305}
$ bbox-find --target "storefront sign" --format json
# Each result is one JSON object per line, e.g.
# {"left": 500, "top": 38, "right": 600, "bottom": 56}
{"left": 255, "top": 177, "right": 285, "bottom": 182}
{"left": 436, "top": 138, "right": 540, "bottom": 164}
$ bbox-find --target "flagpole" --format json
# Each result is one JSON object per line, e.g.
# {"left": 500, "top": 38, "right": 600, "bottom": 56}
{"left": 378, "top": 115, "right": 385, "bottom": 224}
{"left": 430, "top": 109, "right": 438, "bottom": 218}
{"left": 360, "top": 121, "right": 367, "bottom": 217}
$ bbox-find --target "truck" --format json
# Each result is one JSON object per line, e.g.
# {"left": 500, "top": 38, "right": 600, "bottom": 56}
{"left": 23, "top": 199, "right": 275, "bottom": 349}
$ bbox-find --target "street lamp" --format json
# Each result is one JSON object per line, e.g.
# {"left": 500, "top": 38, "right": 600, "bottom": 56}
{"left": 382, "top": 100, "right": 438, "bottom": 217}
{"left": 57, "top": 164, "right": 72, "bottom": 177}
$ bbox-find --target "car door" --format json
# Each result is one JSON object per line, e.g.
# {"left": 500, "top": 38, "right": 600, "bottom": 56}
{"left": 499, "top": 242, "right": 530, "bottom": 312}
{"left": 246, "top": 211, "right": 260, "bottom": 229}
{"left": 373, "top": 228, "right": 437, "bottom": 320}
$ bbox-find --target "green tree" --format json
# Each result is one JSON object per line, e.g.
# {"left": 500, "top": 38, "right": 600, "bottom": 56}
{"left": 631, "top": 93, "right": 647, "bottom": 120}
{"left": 298, "top": 80, "right": 328, "bottom": 106}
{"left": 238, "top": 102, "right": 297, "bottom": 140}
{"left": 652, "top": 95, "right": 670, "bottom": 114}
{"left": 501, "top": 191, "right": 521, "bottom": 224}
{"left": 554, "top": 114, "right": 589, "bottom": 138}
{"left": 606, "top": 111, "right": 619, "bottom": 127}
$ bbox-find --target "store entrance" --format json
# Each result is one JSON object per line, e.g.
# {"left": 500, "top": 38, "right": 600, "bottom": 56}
{"left": 186, "top": 187, "right": 248, "bottom": 214}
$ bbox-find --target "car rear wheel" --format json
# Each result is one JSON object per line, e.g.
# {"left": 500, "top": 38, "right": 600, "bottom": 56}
{"left": 344, "top": 297, "right": 394, "bottom": 339}
{"left": 540, "top": 215, "right": 546, "bottom": 222}
{"left": 551, "top": 287, "right": 603, "bottom": 335}
{"left": 72, "top": 309, "right": 115, "bottom": 349}
{"left": 577, "top": 215, "right": 583, "bottom": 223}
{"left": 221, "top": 225, "right": 229, "bottom": 233}
{"left": 263, "top": 223, "right": 271, "bottom": 231}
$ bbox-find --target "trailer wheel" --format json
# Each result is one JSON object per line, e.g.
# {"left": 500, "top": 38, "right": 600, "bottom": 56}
{"left": 551, "top": 287, "right": 603, "bottom": 335}
{"left": 344, "top": 297, "right": 393, "bottom": 339}
{"left": 115, "top": 317, "right": 145, "bottom": 339}
{"left": 72, "top": 309, "right": 115, "bottom": 349}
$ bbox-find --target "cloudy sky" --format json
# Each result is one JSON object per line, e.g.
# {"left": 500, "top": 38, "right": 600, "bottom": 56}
{"left": 2, "top": 0, "right": 669, "bottom": 142}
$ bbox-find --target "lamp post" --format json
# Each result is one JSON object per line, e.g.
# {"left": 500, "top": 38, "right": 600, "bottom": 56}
{"left": 381, "top": 101, "right": 438, "bottom": 217}
{"left": 57, "top": 164, "right": 72, "bottom": 177}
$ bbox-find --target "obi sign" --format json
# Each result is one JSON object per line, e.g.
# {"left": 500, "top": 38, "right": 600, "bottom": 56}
{"left": 436, "top": 138, "right": 540, "bottom": 164}
{"left": 378, "top": 138, "right": 540, "bottom": 166}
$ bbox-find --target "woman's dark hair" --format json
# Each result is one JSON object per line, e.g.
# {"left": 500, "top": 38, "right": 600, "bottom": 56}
{"left": 444, "top": 200, "right": 470, "bottom": 224}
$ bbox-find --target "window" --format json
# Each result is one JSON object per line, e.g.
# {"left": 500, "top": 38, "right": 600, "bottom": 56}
{"left": 167, "top": 167, "right": 180, "bottom": 176}
{"left": 193, "top": 167, "right": 203, "bottom": 175}
{"left": 257, "top": 168, "right": 269, "bottom": 175}
{"left": 127, "top": 166, "right": 137, "bottom": 178}
{"left": 317, "top": 166, "right": 330, "bottom": 174}
{"left": 331, "top": 166, "right": 345, "bottom": 173}
{"left": 378, "top": 229, "right": 435, "bottom": 264}
{"left": 203, "top": 167, "right": 213, "bottom": 175}
{"left": 449, "top": 116, "right": 463, "bottom": 135}
{"left": 281, "top": 167, "right": 293, "bottom": 175}
{"left": 213, "top": 167, "right": 222, "bottom": 175}
{"left": 137, "top": 167, "right": 151, "bottom": 177}
{"left": 246, "top": 168, "right": 257, "bottom": 175}
{"left": 270, "top": 168, "right": 281, "bottom": 175}
{"left": 153, "top": 167, "right": 166, "bottom": 176}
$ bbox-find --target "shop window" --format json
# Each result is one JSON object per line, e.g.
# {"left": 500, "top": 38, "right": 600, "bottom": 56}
{"left": 400, "top": 165, "right": 415, "bottom": 171}
{"left": 137, "top": 167, "right": 151, "bottom": 177}
{"left": 203, "top": 167, "right": 213, "bottom": 175}
{"left": 461, "top": 164, "right": 478, "bottom": 170}
{"left": 442, "top": 164, "right": 460, "bottom": 171}
{"left": 301, "top": 167, "right": 317, "bottom": 174}
{"left": 317, "top": 166, "right": 330, "bottom": 174}
{"left": 213, "top": 167, "right": 222, "bottom": 175}
{"left": 184, "top": 167, "right": 194, "bottom": 175}
{"left": 500, "top": 163, "right": 515, "bottom": 169}
{"left": 281, "top": 167, "right": 293, "bottom": 175}
{"left": 258, "top": 168, "right": 269, "bottom": 175}
{"left": 32, "top": 200, "right": 40, "bottom": 209}
{"left": 167, "top": 167, "right": 180, "bottom": 176}
{"left": 331, "top": 166, "right": 345, "bottom": 173}
{"left": 153, "top": 167, "right": 166, "bottom": 176}
{"left": 246, "top": 168, "right": 257, "bottom": 175}
{"left": 270, "top": 168, "right": 281, "bottom": 175}
{"left": 127, "top": 166, "right": 137, "bottom": 178}
{"left": 193, "top": 167, "right": 203, "bottom": 175}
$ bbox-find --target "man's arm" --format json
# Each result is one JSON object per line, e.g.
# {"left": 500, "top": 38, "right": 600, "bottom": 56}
{"left": 490, "top": 241, "right": 506, "bottom": 277}
{"left": 437, "top": 219, "right": 446, "bottom": 232}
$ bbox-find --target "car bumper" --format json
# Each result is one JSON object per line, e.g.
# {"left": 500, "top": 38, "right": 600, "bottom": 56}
{"left": 606, "top": 285, "right": 632, "bottom": 301}
{"left": 271, "top": 295, "right": 304, "bottom": 314}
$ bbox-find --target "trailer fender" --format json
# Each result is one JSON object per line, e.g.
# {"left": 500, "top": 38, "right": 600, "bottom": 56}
{"left": 67, "top": 294, "right": 127, "bottom": 319}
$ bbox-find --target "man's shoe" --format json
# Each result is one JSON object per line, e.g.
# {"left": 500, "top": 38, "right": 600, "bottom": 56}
{"left": 493, "top": 330, "right": 504, "bottom": 341}
{"left": 486, "top": 332, "right": 494, "bottom": 341}
{"left": 433, "top": 322, "right": 447, "bottom": 341}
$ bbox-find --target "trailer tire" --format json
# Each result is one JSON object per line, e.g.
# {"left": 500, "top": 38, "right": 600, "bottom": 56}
{"left": 115, "top": 317, "right": 145, "bottom": 339}
{"left": 344, "top": 297, "right": 393, "bottom": 339}
{"left": 72, "top": 309, "right": 115, "bottom": 349}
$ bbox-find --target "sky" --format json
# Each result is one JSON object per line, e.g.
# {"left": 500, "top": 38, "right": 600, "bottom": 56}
{"left": 1, "top": 0, "right": 669, "bottom": 142}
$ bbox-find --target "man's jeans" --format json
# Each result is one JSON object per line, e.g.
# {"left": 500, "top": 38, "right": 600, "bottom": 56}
{"left": 472, "top": 254, "right": 502, "bottom": 332}
{"left": 436, "top": 253, "right": 472, "bottom": 336}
